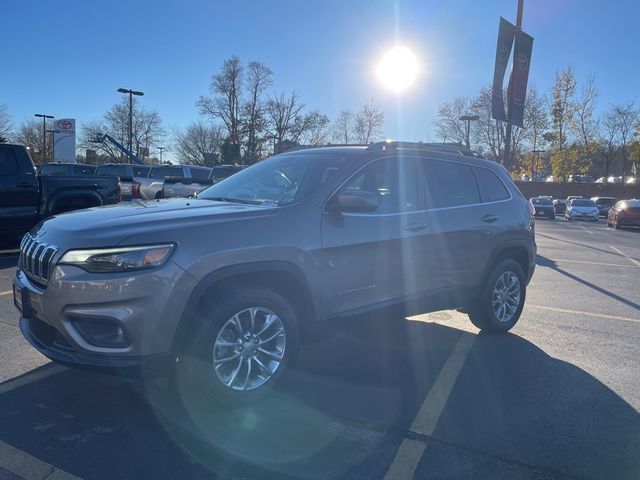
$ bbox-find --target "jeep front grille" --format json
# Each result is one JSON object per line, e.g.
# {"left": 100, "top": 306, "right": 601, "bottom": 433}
{"left": 19, "top": 234, "right": 58, "bottom": 284}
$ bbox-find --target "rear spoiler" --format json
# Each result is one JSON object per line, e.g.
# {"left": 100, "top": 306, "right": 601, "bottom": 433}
{"left": 163, "top": 176, "right": 214, "bottom": 186}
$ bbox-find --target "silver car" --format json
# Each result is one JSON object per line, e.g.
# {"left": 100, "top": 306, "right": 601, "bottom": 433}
{"left": 13, "top": 142, "right": 536, "bottom": 404}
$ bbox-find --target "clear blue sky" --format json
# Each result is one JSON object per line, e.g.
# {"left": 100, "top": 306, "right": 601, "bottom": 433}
{"left": 2, "top": 0, "right": 638, "bottom": 159}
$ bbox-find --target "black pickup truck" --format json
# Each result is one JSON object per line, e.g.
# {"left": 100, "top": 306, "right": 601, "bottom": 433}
{"left": 0, "top": 144, "right": 121, "bottom": 245}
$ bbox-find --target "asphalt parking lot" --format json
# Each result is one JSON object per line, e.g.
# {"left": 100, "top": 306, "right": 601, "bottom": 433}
{"left": 0, "top": 218, "right": 639, "bottom": 480}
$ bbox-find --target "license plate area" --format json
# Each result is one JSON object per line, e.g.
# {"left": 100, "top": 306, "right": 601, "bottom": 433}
{"left": 13, "top": 284, "right": 31, "bottom": 317}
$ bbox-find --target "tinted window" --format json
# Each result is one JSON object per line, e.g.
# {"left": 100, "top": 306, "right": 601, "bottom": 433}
{"left": 340, "top": 157, "right": 418, "bottom": 214}
{"left": 211, "top": 166, "right": 243, "bottom": 180}
{"left": 0, "top": 149, "right": 19, "bottom": 175}
{"left": 422, "top": 159, "right": 480, "bottom": 208}
{"left": 150, "top": 166, "right": 183, "bottom": 179}
{"left": 531, "top": 198, "right": 552, "bottom": 205}
{"left": 39, "top": 164, "right": 71, "bottom": 175}
{"left": 96, "top": 165, "right": 130, "bottom": 176}
{"left": 190, "top": 166, "right": 212, "bottom": 179}
{"left": 72, "top": 165, "right": 96, "bottom": 175}
{"left": 132, "top": 165, "right": 151, "bottom": 177}
{"left": 594, "top": 198, "right": 616, "bottom": 206}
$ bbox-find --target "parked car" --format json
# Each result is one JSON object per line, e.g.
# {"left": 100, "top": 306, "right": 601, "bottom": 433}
{"left": 161, "top": 165, "right": 247, "bottom": 199}
{"left": 530, "top": 197, "right": 555, "bottom": 219}
{"left": 39, "top": 163, "right": 97, "bottom": 176}
{"left": 595, "top": 177, "right": 606, "bottom": 183}
{"left": 567, "top": 195, "right": 583, "bottom": 201}
{"left": 13, "top": 141, "right": 536, "bottom": 404}
{"left": 566, "top": 198, "right": 599, "bottom": 221}
{"left": 0, "top": 144, "right": 120, "bottom": 245}
{"left": 568, "top": 174, "right": 594, "bottom": 183}
{"left": 626, "top": 177, "right": 637, "bottom": 184}
{"left": 95, "top": 164, "right": 151, "bottom": 201}
{"left": 553, "top": 199, "right": 567, "bottom": 215}
{"left": 607, "top": 199, "right": 640, "bottom": 229}
{"left": 138, "top": 165, "right": 213, "bottom": 200}
{"left": 607, "top": 176, "right": 623, "bottom": 184}
{"left": 591, "top": 196, "right": 617, "bottom": 217}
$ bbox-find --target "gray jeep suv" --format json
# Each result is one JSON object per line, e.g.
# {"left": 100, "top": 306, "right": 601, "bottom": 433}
{"left": 14, "top": 142, "right": 536, "bottom": 403}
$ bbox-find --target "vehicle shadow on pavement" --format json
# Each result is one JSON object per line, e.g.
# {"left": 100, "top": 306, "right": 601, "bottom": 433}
{"left": 537, "top": 255, "right": 640, "bottom": 312}
{"left": 0, "top": 318, "right": 639, "bottom": 480}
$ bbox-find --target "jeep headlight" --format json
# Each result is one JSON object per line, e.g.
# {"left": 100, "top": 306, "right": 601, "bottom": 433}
{"left": 59, "top": 244, "right": 175, "bottom": 273}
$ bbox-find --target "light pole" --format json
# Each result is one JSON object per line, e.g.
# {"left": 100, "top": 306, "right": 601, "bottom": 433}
{"left": 34, "top": 113, "right": 54, "bottom": 163}
{"left": 459, "top": 115, "right": 480, "bottom": 149}
{"left": 158, "top": 146, "right": 165, "bottom": 163}
{"left": 117, "top": 88, "right": 144, "bottom": 163}
{"left": 532, "top": 149, "right": 545, "bottom": 182}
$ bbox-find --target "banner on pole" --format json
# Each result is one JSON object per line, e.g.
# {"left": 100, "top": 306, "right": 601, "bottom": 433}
{"left": 53, "top": 118, "right": 76, "bottom": 163}
{"left": 491, "top": 17, "right": 516, "bottom": 122}
{"left": 507, "top": 30, "right": 534, "bottom": 128}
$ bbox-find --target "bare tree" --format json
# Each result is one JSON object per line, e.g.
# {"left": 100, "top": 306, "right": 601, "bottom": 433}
{"left": 571, "top": 76, "right": 599, "bottom": 148}
{"left": 14, "top": 120, "right": 53, "bottom": 165}
{"left": 80, "top": 97, "right": 165, "bottom": 162}
{"left": 549, "top": 66, "right": 577, "bottom": 180}
{"left": 240, "top": 61, "right": 272, "bottom": 163}
{"left": 354, "top": 100, "right": 384, "bottom": 144}
{"left": 266, "top": 91, "right": 305, "bottom": 152}
{"left": 332, "top": 109, "right": 355, "bottom": 144}
{"left": 173, "top": 121, "right": 225, "bottom": 166}
{"left": 298, "top": 111, "right": 331, "bottom": 145}
{"left": 197, "top": 56, "right": 243, "bottom": 158}
{"left": 0, "top": 104, "right": 12, "bottom": 142}
{"left": 433, "top": 97, "right": 470, "bottom": 146}
{"left": 611, "top": 101, "right": 639, "bottom": 181}
{"left": 599, "top": 108, "right": 620, "bottom": 178}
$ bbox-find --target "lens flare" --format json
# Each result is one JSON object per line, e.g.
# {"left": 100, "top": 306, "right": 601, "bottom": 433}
{"left": 377, "top": 46, "right": 419, "bottom": 92}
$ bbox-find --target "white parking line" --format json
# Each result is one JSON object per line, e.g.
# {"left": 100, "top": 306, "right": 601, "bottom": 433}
{"left": 0, "top": 249, "right": 19, "bottom": 255}
{"left": 0, "top": 290, "right": 12, "bottom": 297}
{"left": 0, "top": 439, "right": 80, "bottom": 480}
{"left": 552, "top": 258, "right": 636, "bottom": 268}
{"left": 528, "top": 305, "right": 640, "bottom": 325}
{"left": 383, "top": 334, "right": 475, "bottom": 479}
{"left": 578, "top": 225, "right": 594, "bottom": 235}
{"left": 609, "top": 245, "right": 640, "bottom": 268}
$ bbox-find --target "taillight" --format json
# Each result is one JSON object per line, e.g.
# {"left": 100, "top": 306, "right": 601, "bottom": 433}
{"left": 116, "top": 182, "right": 122, "bottom": 201}
{"left": 132, "top": 182, "right": 141, "bottom": 199}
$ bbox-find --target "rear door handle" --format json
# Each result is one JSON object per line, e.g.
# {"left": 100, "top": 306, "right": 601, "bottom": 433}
{"left": 403, "top": 222, "right": 428, "bottom": 232}
{"left": 482, "top": 214, "right": 499, "bottom": 224}
{"left": 16, "top": 183, "right": 34, "bottom": 189}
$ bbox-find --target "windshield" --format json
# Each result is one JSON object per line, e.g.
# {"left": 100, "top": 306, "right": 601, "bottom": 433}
{"left": 572, "top": 199, "right": 596, "bottom": 207}
{"left": 595, "top": 198, "right": 616, "bottom": 206}
{"left": 198, "top": 152, "right": 356, "bottom": 205}
{"left": 531, "top": 198, "right": 552, "bottom": 205}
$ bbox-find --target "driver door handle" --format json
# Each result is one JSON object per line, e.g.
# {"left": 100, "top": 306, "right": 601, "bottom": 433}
{"left": 404, "top": 222, "right": 428, "bottom": 232}
{"left": 482, "top": 214, "right": 499, "bottom": 224}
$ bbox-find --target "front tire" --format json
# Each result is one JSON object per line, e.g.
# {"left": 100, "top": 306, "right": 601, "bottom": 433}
{"left": 613, "top": 216, "right": 621, "bottom": 230}
{"left": 176, "top": 288, "right": 299, "bottom": 406}
{"left": 468, "top": 259, "right": 526, "bottom": 333}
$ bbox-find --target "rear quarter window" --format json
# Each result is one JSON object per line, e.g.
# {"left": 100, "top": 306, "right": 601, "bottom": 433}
{"left": 422, "top": 159, "right": 480, "bottom": 208}
{"left": 474, "top": 167, "right": 510, "bottom": 203}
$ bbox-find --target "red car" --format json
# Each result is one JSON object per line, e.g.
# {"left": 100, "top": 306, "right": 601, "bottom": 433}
{"left": 607, "top": 199, "right": 640, "bottom": 229}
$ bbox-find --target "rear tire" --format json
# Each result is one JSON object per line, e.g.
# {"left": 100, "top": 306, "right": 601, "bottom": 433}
{"left": 614, "top": 216, "right": 621, "bottom": 230}
{"left": 468, "top": 259, "right": 526, "bottom": 333}
{"left": 175, "top": 288, "right": 299, "bottom": 407}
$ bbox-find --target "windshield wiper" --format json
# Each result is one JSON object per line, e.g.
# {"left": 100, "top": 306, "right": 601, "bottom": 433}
{"left": 205, "top": 196, "right": 265, "bottom": 205}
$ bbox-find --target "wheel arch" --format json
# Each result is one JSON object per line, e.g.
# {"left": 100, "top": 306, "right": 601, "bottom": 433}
{"left": 171, "top": 261, "right": 317, "bottom": 352}
{"left": 482, "top": 242, "right": 532, "bottom": 287}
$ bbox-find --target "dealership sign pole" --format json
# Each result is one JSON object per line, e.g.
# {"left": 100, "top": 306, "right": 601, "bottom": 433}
{"left": 492, "top": 0, "right": 533, "bottom": 171}
{"left": 52, "top": 118, "right": 76, "bottom": 163}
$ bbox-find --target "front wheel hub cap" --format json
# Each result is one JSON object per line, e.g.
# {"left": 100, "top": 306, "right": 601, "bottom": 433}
{"left": 492, "top": 271, "right": 521, "bottom": 323}
{"left": 212, "top": 307, "right": 286, "bottom": 391}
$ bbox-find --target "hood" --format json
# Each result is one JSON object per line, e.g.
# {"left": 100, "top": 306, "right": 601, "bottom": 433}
{"left": 32, "top": 199, "right": 274, "bottom": 247}
{"left": 570, "top": 205, "right": 597, "bottom": 211}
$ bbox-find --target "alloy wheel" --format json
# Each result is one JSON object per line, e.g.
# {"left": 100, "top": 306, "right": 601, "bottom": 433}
{"left": 492, "top": 271, "right": 522, "bottom": 323}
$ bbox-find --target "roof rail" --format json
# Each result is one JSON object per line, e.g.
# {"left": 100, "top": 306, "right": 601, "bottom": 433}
{"left": 366, "top": 141, "right": 484, "bottom": 158}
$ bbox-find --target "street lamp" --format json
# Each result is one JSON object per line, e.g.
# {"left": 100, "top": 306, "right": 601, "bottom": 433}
{"left": 117, "top": 88, "right": 144, "bottom": 163}
{"left": 158, "top": 146, "right": 166, "bottom": 163}
{"left": 532, "top": 149, "right": 545, "bottom": 182}
{"left": 34, "top": 113, "right": 54, "bottom": 163}
{"left": 459, "top": 115, "right": 480, "bottom": 149}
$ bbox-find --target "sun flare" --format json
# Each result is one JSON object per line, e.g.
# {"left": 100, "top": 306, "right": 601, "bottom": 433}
{"left": 377, "top": 46, "right": 419, "bottom": 92}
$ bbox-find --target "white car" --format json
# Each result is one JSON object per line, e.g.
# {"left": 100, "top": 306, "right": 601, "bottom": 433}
{"left": 566, "top": 198, "right": 599, "bottom": 221}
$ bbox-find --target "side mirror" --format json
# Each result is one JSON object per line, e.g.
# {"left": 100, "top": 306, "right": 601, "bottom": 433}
{"left": 327, "top": 192, "right": 379, "bottom": 213}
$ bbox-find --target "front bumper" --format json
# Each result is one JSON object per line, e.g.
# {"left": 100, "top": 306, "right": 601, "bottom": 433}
{"left": 13, "top": 260, "right": 196, "bottom": 372}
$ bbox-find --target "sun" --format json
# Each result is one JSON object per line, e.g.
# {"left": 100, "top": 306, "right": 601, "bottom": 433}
{"left": 377, "top": 46, "right": 419, "bottom": 92}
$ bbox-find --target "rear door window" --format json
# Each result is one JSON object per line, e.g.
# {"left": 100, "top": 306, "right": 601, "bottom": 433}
{"left": 474, "top": 167, "right": 510, "bottom": 202}
{"left": 421, "top": 159, "right": 480, "bottom": 209}
{"left": 189, "top": 166, "right": 212, "bottom": 180}
{"left": 150, "top": 166, "right": 183, "bottom": 179}
{"left": 0, "top": 149, "right": 19, "bottom": 176}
